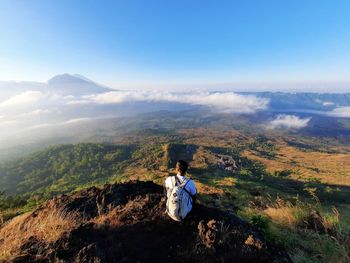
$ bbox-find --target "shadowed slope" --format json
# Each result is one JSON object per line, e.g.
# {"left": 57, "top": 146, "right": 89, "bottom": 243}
{"left": 0, "top": 181, "right": 291, "bottom": 263}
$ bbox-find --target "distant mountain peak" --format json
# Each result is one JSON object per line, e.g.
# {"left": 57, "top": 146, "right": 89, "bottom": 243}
{"left": 47, "top": 73, "right": 93, "bottom": 85}
{"left": 47, "top": 73, "right": 111, "bottom": 95}
{"left": 72, "top": 74, "right": 95, "bottom": 83}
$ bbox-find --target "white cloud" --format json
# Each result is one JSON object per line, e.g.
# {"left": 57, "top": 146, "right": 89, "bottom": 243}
{"left": 0, "top": 89, "right": 269, "bottom": 121}
{"left": 26, "top": 117, "right": 94, "bottom": 130}
{"left": 267, "top": 114, "right": 311, "bottom": 129}
{"left": 315, "top": 99, "right": 335, "bottom": 107}
{"left": 328, "top": 107, "right": 350, "bottom": 117}
{"left": 87, "top": 91, "right": 269, "bottom": 113}
{"left": 0, "top": 120, "right": 17, "bottom": 126}
{"left": 322, "top": 101, "right": 334, "bottom": 106}
{"left": 0, "top": 91, "right": 45, "bottom": 108}
{"left": 25, "top": 123, "right": 54, "bottom": 130}
{"left": 66, "top": 99, "right": 91, "bottom": 105}
{"left": 16, "top": 109, "right": 51, "bottom": 118}
{"left": 0, "top": 88, "right": 269, "bottom": 138}
{"left": 62, "top": 117, "right": 92, "bottom": 124}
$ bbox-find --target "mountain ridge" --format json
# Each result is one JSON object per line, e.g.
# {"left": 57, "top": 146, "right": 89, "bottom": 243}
{"left": 47, "top": 73, "right": 112, "bottom": 95}
{"left": 0, "top": 180, "right": 292, "bottom": 262}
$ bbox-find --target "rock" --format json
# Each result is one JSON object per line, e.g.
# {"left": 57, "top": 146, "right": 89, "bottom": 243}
{"left": 75, "top": 243, "right": 104, "bottom": 263}
{"left": 1, "top": 181, "right": 292, "bottom": 263}
{"left": 198, "top": 220, "right": 221, "bottom": 248}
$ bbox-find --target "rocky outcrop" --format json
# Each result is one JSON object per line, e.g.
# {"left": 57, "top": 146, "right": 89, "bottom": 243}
{"left": 1, "top": 181, "right": 291, "bottom": 263}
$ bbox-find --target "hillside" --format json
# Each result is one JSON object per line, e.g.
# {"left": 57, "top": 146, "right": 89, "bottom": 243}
{"left": 47, "top": 74, "right": 112, "bottom": 95}
{"left": 0, "top": 144, "right": 135, "bottom": 197}
{"left": 0, "top": 181, "right": 291, "bottom": 263}
{"left": 0, "top": 127, "right": 350, "bottom": 262}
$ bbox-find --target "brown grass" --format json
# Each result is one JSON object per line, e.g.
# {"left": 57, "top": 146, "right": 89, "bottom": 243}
{"left": 263, "top": 197, "right": 343, "bottom": 235}
{"left": 214, "top": 177, "right": 237, "bottom": 187}
{"left": 264, "top": 206, "right": 299, "bottom": 229}
{"left": 264, "top": 197, "right": 306, "bottom": 229}
{"left": 90, "top": 208, "right": 123, "bottom": 227}
{"left": 196, "top": 181, "right": 224, "bottom": 195}
{"left": 0, "top": 208, "right": 80, "bottom": 261}
{"left": 242, "top": 144, "right": 350, "bottom": 186}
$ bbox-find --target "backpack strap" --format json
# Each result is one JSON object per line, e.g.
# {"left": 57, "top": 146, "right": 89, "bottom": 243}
{"left": 170, "top": 174, "right": 182, "bottom": 188}
{"left": 182, "top": 178, "right": 194, "bottom": 198}
{"left": 175, "top": 174, "right": 182, "bottom": 186}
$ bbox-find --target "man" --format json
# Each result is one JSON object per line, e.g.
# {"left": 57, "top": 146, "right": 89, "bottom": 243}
{"left": 165, "top": 160, "right": 197, "bottom": 221}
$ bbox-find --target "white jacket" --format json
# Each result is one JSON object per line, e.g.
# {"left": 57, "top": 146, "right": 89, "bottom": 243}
{"left": 165, "top": 173, "right": 197, "bottom": 197}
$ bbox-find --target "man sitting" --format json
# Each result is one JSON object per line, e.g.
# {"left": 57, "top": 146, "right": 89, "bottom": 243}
{"left": 165, "top": 160, "right": 197, "bottom": 221}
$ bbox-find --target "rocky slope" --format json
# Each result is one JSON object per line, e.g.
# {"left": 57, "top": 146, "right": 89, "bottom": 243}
{"left": 0, "top": 181, "right": 291, "bottom": 263}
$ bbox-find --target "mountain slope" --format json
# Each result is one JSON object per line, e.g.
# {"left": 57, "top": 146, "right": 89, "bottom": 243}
{"left": 0, "top": 74, "right": 111, "bottom": 102}
{"left": 0, "top": 181, "right": 291, "bottom": 263}
{"left": 47, "top": 73, "right": 112, "bottom": 95}
{"left": 1, "top": 131, "right": 349, "bottom": 262}
{"left": 0, "top": 143, "right": 135, "bottom": 197}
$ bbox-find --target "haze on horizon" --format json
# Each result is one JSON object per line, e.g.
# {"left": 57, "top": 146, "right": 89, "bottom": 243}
{"left": 1, "top": 0, "right": 350, "bottom": 151}
{"left": 0, "top": 0, "right": 350, "bottom": 92}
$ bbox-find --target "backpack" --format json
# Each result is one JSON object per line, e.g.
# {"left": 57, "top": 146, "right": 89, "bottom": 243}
{"left": 166, "top": 175, "right": 194, "bottom": 221}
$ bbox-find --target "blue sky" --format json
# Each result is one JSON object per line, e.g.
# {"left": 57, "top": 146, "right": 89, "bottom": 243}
{"left": 0, "top": 0, "right": 350, "bottom": 90}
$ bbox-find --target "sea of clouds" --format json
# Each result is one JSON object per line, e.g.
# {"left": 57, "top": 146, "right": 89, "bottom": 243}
{"left": 0, "top": 89, "right": 270, "bottom": 137}
{"left": 0, "top": 81, "right": 349, "bottom": 139}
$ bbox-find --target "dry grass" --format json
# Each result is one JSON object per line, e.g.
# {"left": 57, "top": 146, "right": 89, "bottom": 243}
{"left": 90, "top": 209, "right": 123, "bottom": 227}
{"left": 243, "top": 144, "right": 350, "bottom": 186}
{"left": 263, "top": 197, "right": 304, "bottom": 229}
{"left": 0, "top": 208, "right": 80, "bottom": 261}
{"left": 196, "top": 181, "right": 224, "bottom": 195}
{"left": 264, "top": 206, "right": 300, "bottom": 229}
{"left": 262, "top": 197, "right": 350, "bottom": 262}
{"left": 263, "top": 197, "right": 342, "bottom": 234}
{"left": 214, "top": 177, "right": 237, "bottom": 187}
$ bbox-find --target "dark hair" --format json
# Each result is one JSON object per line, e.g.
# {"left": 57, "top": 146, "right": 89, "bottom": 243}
{"left": 176, "top": 160, "right": 188, "bottom": 175}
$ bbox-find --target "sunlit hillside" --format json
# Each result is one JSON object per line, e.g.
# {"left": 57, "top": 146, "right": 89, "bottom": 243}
{"left": 1, "top": 117, "right": 349, "bottom": 262}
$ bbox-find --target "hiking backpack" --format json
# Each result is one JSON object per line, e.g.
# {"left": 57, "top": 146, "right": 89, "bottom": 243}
{"left": 166, "top": 175, "right": 194, "bottom": 221}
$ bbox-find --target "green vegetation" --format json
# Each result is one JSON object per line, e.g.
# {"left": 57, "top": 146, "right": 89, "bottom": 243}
{"left": 0, "top": 143, "right": 137, "bottom": 212}
{"left": 0, "top": 125, "right": 349, "bottom": 262}
{"left": 248, "top": 135, "right": 278, "bottom": 159}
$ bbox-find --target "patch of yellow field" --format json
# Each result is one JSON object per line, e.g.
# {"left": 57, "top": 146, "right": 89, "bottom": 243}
{"left": 214, "top": 177, "right": 237, "bottom": 187}
{"left": 195, "top": 181, "right": 224, "bottom": 195}
{"left": 242, "top": 146, "right": 350, "bottom": 186}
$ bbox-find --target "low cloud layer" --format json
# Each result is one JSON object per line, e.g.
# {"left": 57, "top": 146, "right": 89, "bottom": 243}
{"left": 328, "top": 107, "right": 350, "bottom": 118}
{"left": 0, "top": 90, "right": 45, "bottom": 108}
{"left": 267, "top": 114, "right": 311, "bottom": 130}
{"left": 315, "top": 99, "right": 335, "bottom": 107}
{"left": 86, "top": 91, "right": 269, "bottom": 113}
{"left": 0, "top": 89, "right": 269, "bottom": 138}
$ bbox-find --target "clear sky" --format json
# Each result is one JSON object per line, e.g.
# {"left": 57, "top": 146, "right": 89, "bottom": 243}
{"left": 0, "top": 0, "right": 350, "bottom": 90}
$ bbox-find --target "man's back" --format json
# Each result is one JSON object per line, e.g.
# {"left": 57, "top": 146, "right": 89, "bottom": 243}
{"left": 165, "top": 174, "right": 197, "bottom": 197}
{"left": 165, "top": 160, "right": 197, "bottom": 221}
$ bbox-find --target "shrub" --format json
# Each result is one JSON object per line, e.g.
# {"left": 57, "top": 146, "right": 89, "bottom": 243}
{"left": 250, "top": 214, "right": 269, "bottom": 232}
